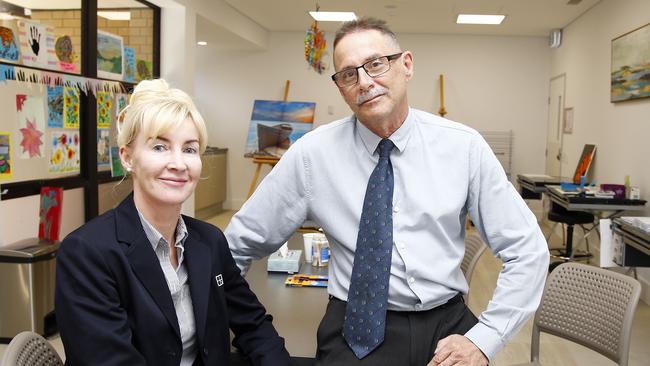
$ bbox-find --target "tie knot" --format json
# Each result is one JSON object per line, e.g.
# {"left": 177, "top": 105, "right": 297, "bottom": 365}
{"left": 378, "top": 139, "right": 394, "bottom": 158}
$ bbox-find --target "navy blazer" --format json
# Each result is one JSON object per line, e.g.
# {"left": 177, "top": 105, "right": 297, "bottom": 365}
{"left": 55, "top": 195, "right": 291, "bottom": 366}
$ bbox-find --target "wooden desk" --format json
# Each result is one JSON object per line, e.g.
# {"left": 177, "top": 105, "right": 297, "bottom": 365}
{"left": 244, "top": 233, "right": 329, "bottom": 358}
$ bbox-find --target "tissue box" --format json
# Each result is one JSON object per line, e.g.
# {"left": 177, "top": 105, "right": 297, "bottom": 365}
{"left": 267, "top": 250, "right": 302, "bottom": 273}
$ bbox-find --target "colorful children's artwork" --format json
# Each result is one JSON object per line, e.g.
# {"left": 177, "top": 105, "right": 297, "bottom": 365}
{"left": 39, "top": 186, "right": 63, "bottom": 241}
{"left": 109, "top": 146, "right": 124, "bottom": 177}
{"left": 63, "top": 86, "right": 80, "bottom": 129}
{"left": 97, "top": 30, "right": 123, "bottom": 80}
{"left": 244, "top": 100, "right": 315, "bottom": 158}
{"left": 0, "top": 132, "right": 11, "bottom": 179}
{"left": 16, "top": 94, "right": 45, "bottom": 158}
{"left": 136, "top": 59, "right": 152, "bottom": 81}
{"left": 97, "top": 91, "right": 113, "bottom": 128}
{"left": 97, "top": 129, "right": 110, "bottom": 167}
{"left": 17, "top": 20, "right": 56, "bottom": 69}
{"left": 123, "top": 47, "right": 135, "bottom": 82}
{"left": 49, "top": 131, "right": 80, "bottom": 173}
{"left": 55, "top": 35, "right": 78, "bottom": 73}
{"left": 0, "top": 21, "right": 20, "bottom": 62}
{"left": 115, "top": 93, "right": 128, "bottom": 118}
{"left": 47, "top": 86, "right": 63, "bottom": 128}
{"left": 572, "top": 144, "right": 597, "bottom": 184}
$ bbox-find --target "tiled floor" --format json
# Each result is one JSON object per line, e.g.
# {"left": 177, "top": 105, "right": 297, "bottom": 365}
{"left": 2, "top": 210, "right": 648, "bottom": 365}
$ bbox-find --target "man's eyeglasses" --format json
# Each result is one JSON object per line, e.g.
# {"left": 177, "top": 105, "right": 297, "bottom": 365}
{"left": 331, "top": 52, "right": 403, "bottom": 88}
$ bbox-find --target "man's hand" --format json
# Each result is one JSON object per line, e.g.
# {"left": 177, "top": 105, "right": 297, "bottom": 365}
{"left": 427, "top": 335, "right": 488, "bottom": 366}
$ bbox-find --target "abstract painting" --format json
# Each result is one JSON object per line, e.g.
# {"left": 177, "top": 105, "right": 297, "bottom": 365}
{"left": 96, "top": 91, "right": 113, "bottom": 129}
{"left": 0, "top": 132, "right": 11, "bottom": 179}
{"left": 123, "top": 47, "right": 135, "bottom": 82}
{"left": 16, "top": 94, "right": 45, "bottom": 158}
{"left": 55, "top": 35, "right": 78, "bottom": 73}
{"left": 611, "top": 22, "right": 650, "bottom": 102}
{"left": 47, "top": 86, "right": 63, "bottom": 128}
{"left": 49, "top": 131, "right": 80, "bottom": 173}
{"left": 63, "top": 86, "right": 80, "bottom": 129}
{"left": 39, "top": 186, "right": 63, "bottom": 241}
{"left": 136, "top": 59, "right": 152, "bottom": 81}
{"left": 97, "top": 30, "right": 123, "bottom": 80}
{"left": 244, "top": 100, "right": 315, "bottom": 158}
{"left": 17, "top": 20, "right": 56, "bottom": 69}
{"left": 0, "top": 21, "right": 20, "bottom": 62}
{"left": 97, "top": 129, "right": 110, "bottom": 167}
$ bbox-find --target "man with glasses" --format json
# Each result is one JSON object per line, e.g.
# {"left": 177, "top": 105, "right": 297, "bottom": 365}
{"left": 226, "top": 17, "right": 548, "bottom": 366}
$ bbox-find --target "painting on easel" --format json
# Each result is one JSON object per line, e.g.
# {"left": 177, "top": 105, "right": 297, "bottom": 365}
{"left": 244, "top": 100, "right": 315, "bottom": 158}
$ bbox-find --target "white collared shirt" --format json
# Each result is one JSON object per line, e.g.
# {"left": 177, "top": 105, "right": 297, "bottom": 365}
{"left": 138, "top": 212, "right": 197, "bottom": 366}
{"left": 225, "top": 108, "right": 549, "bottom": 359}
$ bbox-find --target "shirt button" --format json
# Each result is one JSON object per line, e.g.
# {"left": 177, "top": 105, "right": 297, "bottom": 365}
{"left": 415, "top": 303, "right": 423, "bottom": 310}
{"left": 408, "top": 277, "right": 415, "bottom": 284}
{"left": 393, "top": 206, "right": 400, "bottom": 213}
{"left": 203, "top": 347, "right": 209, "bottom": 356}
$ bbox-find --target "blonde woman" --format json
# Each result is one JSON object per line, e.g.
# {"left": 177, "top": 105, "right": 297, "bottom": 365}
{"left": 55, "top": 80, "right": 291, "bottom": 366}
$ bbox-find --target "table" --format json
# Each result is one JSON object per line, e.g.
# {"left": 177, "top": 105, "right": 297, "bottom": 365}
{"left": 244, "top": 232, "right": 329, "bottom": 358}
{"left": 516, "top": 174, "right": 562, "bottom": 199}
{"left": 545, "top": 185, "right": 646, "bottom": 217}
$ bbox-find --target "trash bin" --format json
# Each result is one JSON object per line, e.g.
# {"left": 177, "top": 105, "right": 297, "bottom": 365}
{"left": 0, "top": 238, "right": 59, "bottom": 343}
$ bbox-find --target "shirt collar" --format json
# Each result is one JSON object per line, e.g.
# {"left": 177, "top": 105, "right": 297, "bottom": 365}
{"left": 137, "top": 209, "right": 189, "bottom": 252}
{"left": 355, "top": 107, "right": 413, "bottom": 156}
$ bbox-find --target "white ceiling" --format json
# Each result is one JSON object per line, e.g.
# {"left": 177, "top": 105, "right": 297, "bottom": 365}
{"left": 222, "top": 0, "right": 601, "bottom": 36}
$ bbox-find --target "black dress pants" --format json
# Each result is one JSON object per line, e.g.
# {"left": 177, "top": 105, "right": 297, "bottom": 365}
{"left": 315, "top": 294, "right": 478, "bottom": 366}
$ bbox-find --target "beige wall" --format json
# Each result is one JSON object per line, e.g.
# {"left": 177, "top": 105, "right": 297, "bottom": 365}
{"left": 548, "top": 0, "right": 650, "bottom": 301}
{"left": 194, "top": 31, "right": 551, "bottom": 210}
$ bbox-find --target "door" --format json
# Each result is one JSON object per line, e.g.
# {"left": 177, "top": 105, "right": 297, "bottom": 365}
{"left": 545, "top": 74, "right": 565, "bottom": 177}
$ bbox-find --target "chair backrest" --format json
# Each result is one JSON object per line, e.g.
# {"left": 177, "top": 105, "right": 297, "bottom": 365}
{"left": 460, "top": 234, "right": 487, "bottom": 302}
{"left": 461, "top": 234, "right": 488, "bottom": 286}
{"left": 1, "top": 331, "right": 63, "bottom": 366}
{"left": 531, "top": 262, "right": 641, "bottom": 366}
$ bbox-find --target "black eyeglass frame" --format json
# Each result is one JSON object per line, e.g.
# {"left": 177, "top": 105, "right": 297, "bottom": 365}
{"left": 331, "top": 52, "right": 404, "bottom": 87}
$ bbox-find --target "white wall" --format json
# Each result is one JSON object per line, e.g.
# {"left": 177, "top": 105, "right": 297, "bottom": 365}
{"left": 548, "top": 0, "right": 650, "bottom": 300}
{"left": 0, "top": 188, "right": 84, "bottom": 246}
{"left": 194, "top": 31, "right": 551, "bottom": 209}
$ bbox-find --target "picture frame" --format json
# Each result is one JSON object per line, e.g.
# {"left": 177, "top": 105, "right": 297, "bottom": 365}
{"left": 611, "top": 22, "right": 650, "bottom": 102}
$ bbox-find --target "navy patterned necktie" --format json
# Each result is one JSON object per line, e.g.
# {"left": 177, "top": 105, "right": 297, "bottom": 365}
{"left": 343, "top": 138, "right": 395, "bottom": 359}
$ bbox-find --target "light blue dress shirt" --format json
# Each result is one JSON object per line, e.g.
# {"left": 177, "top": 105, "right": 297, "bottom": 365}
{"left": 225, "top": 108, "right": 549, "bottom": 359}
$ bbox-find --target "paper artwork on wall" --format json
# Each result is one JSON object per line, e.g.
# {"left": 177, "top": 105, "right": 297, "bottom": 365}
{"left": 55, "top": 35, "right": 78, "bottom": 73}
{"left": 123, "top": 47, "right": 135, "bottom": 82}
{"left": 39, "top": 186, "right": 63, "bottom": 241}
{"left": 136, "top": 59, "right": 152, "bottom": 81}
{"left": 17, "top": 20, "right": 56, "bottom": 69}
{"left": 16, "top": 94, "right": 45, "bottom": 158}
{"left": 96, "top": 91, "right": 113, "bottom": 129}
{"left": 97, "top": 30, "right": 123, "bottom": 80}
{"left": 47, "top": 86, "right": 63, "bottom": 128}
{"left": 244, "top": 100, "right": 315, "bottom": 158}
{"left": 63, "top": 86, "right": 80, "bottom": 129}
{"left": 0, "top": 132, "right": 11, "bottom": 179}
{"left": 49, "top": 131, "right": 80, "bottom": 173}
{"left": 97, "top": 129, "right": 110, "bottom": 167}
{"left": 115, "top": 93, "right": 128, "bottom": 118}
{"left": 0, "top": 21, "right": 21, "bottom": 62}
{"left": 611, "top": 22, "right": 650, "bottom": 102}
{"left": 109, "top": 146, "right": 124, "bottom": 178}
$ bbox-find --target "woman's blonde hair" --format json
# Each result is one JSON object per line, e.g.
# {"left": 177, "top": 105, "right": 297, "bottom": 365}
{"left": 117, "top": 79, "right": 207, "bottom": 153}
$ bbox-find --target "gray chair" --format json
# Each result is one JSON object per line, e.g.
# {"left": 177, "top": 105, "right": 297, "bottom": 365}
{"left": 461, "top": 233, "right": 487, "bottom": 301}
{"left": 514, "top": 262, "right": 641, "bottom": 366}
{"left": 1, "top": 331, "right": 63, "bottom": 366}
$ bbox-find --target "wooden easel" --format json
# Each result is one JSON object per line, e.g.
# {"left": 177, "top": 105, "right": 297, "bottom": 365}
{"left": 246, "top": 80, "right": 291, "bottom": 198}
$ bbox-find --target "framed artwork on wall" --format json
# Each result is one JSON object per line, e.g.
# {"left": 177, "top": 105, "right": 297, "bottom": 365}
{"left": 611, "top": 22, "right": 650, "bottom": 102}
